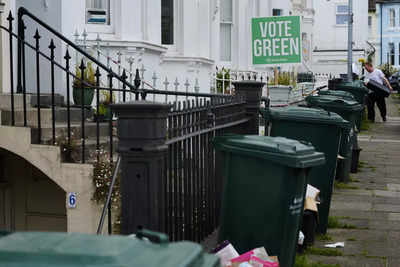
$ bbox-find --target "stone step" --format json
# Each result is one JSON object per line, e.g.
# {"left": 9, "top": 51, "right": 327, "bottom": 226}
{"left": 0, "top": 93, "right": 66, "bottom": 110}
{"left": 0, "top": 94, "right": 33, "bottom": 110}
{"left": 30, "top": 93, "right": 65, "bottom": 108}
{"left": 1, "top": 107, "right": 93, "bottom": 126}
{"left": 54, "top": 137, "right": 119, "bottom": 164}
{"left": 30, "top": 122, "right": 112, "bottom": 144}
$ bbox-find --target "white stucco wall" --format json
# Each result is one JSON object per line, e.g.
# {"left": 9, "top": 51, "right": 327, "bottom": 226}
{"left": 16, "top": 0, "right": 63, "bottom": 94}
{"left": 312, "top": 0, "right": 368, "bottom": 74}
{"left": 2, "top": 0, "right": 298, "bottom": 95}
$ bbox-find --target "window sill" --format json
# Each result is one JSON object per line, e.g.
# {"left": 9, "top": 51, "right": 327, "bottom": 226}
{"left": 162, "top": 55, "right": 215, "bottom": 66}
{"left": 86, "top": 24, "right": 114, "bottom": 34}
{"left": 84, "top": 39, "right": 168, "bottom": 54}
{"left": 334, "top": 24, "right": 348, "bottom": 28}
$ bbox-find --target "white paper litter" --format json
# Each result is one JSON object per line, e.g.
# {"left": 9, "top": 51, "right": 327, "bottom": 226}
{"left": 216, "top": 243, "right": 239, "bottom": 267}
{"left": 306, "top": 184, "right": 320, "bottom": 200}
{"left": 298, "top": 231, "right": 304, "bottom": 245}
{"left": 324, "top": 242, "right": 345, "bottom": 248}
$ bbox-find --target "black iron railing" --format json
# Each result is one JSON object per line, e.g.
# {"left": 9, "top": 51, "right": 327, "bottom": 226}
{"left": 164, "top": 96, "right": 248, "bottom": 242}
{"left": 2, "top": 8, "right": 251, "bottom": 238}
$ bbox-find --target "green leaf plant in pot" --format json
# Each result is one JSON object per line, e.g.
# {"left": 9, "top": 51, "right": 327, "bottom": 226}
{"left": 94, "top": 90, "right": 114, "bottom": 122}
{"left": 73, "top": 61, "right": 96, "bottom": 107}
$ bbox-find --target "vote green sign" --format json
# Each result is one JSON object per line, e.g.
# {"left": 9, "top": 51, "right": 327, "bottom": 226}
{"left": 252, "top": 16, "right": 302, "bottom": 65}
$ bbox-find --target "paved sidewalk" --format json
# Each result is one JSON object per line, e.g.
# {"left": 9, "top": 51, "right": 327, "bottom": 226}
{"left": 308, "top": 95, "right": 400, "bottom": 266}
{"left": 201, "top": 95, "right": 400, "bottom": 266}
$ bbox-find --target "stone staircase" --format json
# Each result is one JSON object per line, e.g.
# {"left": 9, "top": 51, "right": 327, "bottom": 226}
{"left": 0, "top": 93, "right": 107, "bottom": 234}
{"left": 0, "top": 93, "right": 117, "bottom": 163}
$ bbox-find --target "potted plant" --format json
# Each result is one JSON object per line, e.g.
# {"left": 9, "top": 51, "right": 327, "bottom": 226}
{"left": 94, "top": 90, "right": 114, "bottom": 122}
{"left": 73, "top": 61, "right": 96, "bottom": 107}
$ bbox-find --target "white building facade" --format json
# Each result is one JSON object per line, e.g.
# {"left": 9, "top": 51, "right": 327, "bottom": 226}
{"left": 312, "top": 0, "right": 369, "bottom": 75}
{"left": 0, "top": 0, "right": 316, "bottom": 96}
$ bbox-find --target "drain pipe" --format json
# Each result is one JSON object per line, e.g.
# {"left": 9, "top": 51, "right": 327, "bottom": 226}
{"left": 347, "top": 0, "right": 353, "bottom": 82}
{"left": 380, "top": 3, "right": 383, "bottom": 65}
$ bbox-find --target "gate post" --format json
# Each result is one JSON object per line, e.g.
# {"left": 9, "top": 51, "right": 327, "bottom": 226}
{"left": 233, "top": 81, "right": 265, "bottom": 134}
{"left": 111, "top": 101, "right": 171, "bottom": 235}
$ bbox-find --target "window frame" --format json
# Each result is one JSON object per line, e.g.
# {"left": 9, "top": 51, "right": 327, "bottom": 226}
{"left": 398, "top": 43, "right": 400, "bottom": 66}
{"left": 161, "top": 0, "right": 174, "bottom": 45}
{"left": 389, "top": 8, "right": 396, "bottom": 28}
{"left": 85, "top": 0, "right": 115, "bottom": 34}
{"left": 220, "top": 0, "right": 234, "bottom": 62}
{"left": 389, "top": 42, "right": 395, "bottom": 65}
{"left": 335, "top": 4, "right": 349, "bottom": 26}
{"left": 272, "top": 9, "right": 282, "bottom": 16}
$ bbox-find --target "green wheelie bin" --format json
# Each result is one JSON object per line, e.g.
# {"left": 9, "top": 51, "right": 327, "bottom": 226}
{"left": 318, "top": 90, "right": 355, "bottom": 101}
{"left": 333, "top": 80, "right": 369, "bottom": 131}
{"left": 0, "top": 230, "right": 220, "bottom": 267}
{"left": 213, "top": 135, "right": 325, "bottom": 267}
{"left": 318, "top": 91, "right": 363, "bottom": 173}
{"left": 260, "top": 106, "right": 350, "bottom": 234}
{"left": 333, "top": 80, "right": 369, "bottom": 105}
{"left": 305, "top": 95, "right": 363, "bottom": 183}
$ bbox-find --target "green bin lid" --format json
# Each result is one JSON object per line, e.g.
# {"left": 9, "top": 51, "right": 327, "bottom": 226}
{"left": 336, "top": 80, "right": 369, "bottom": 93}
{"left": 305, "top": 95, "right": 363, "bottom": 112}
{"left": 0, "top": 232, "right": 220, "bottom": 267}
{"left": 262, "top": 106, "right": 350, "bottom": 128}
{"left": 318, "top": 90, "right": 355, "bottom": 101}
{"left": 213, "top": 135, "right": 325, "bottom": 168}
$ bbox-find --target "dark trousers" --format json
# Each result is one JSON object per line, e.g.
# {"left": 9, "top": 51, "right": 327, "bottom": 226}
{"left": 366, "top": 92, "right": 386, "bottom": 121}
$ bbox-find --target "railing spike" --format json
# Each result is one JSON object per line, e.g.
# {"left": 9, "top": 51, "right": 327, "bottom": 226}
{"left": 73, "top": 29, "right": 79, "bottom": 40}
{"left": 121, "top": 69, "right": 127, "bottom": 80}
{"left": 33, "top": 29, "right": 41, "bottom": 40}
{"left": 95, "top": 66, "right": 101, "bottom": 78}
{"left": 134, "top": 69, "right": 141, "bottom": 89}
{"left": 79, "top": 59, "right": 86, "bottom": 70}
{"left": 48, "top": 39, "right": 56, "bottom": 50}
{"left": 64, "top": 49, "right": 71, "bottom": 60}
{"left": 7, "top": 11, "right": 14, "bottom": 21}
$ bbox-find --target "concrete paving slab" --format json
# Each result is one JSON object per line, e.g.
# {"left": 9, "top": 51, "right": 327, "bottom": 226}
{"left": 387, "top": 183, "right": 400, "bottom": 191}
{"left": 307, "top": 255, "right": 386, "bottom": 267}
{"left": 373, "top": 190, "right": 400, "bottom": 198}
{"left": 388, "top": 213, "right": 400, "bottom": 221}
{"left": 330, "top": 210, "right": 388, "bottom": 221}
{"left": 373, "top": 204, "right": 400, "bottom": 213}
{"left": 388, "top": 258, "right": 400, "bottom": 267}
{"left": 331, "top": 201, "right": 372, "bottom": 211}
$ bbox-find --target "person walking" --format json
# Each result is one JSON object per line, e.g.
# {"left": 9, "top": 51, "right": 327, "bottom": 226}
{"left": 364, "top": 62, "right": 393, "bottom": 122}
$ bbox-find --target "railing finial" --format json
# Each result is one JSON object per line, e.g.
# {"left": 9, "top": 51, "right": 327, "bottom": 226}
{"left": 7, "top": 10, "right": 14, "bottom": 21}
{"left": 49, "top": 39, "right": 56, "bottom": 50}
{"left": 134, "top": 69, "right": 141, "bottom": 90}
{"left": 33, "top": 29, "right": 41, "bottom": 40}
{"left": 64, "top": 49, "right": 71, "bottom": 60}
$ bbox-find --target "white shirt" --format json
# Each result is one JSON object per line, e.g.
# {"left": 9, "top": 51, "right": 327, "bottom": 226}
{"left": 365, "top": 69, "right": 385, "bottom": 85}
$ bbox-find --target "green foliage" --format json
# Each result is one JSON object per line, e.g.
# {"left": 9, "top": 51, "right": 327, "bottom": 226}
{"left": 95, "top": 90, "right": 115, "bottom": 116}
{"left": 92, "top": 149, "right": 120, "bottom": 205}
{"left": 216, "top": 68, "right": 231, "bottom": 93}
{"left": 360, "top": 109, "right": 371, "bottom": 131}
{"left": 73, "top": 61, "right": 96, "bottom": 88}
{"left": 274, "top": 71, "right": 297, "bottom": 86}
{"left": 92, "top": 149, "right": 121, "bottom": 233}
{"left": 317, "top": 234, "right": 333, "bottom": 241}
{"left": 346, "top": 237, "right": 356, "bottom": 241}
{"left": 334, "top": 181, "right": 359, "bottom": 190}
{"left": 295, "top": 254, "right": 340, "bottom": 267}
{"left": 304, "top": 247, "right": 343, "bottom": 257}
{"left": 45, "top": 129, "right": 79, "bottom": 163}
{"left": 378, "top": 63, "right": 398, "bottom": 78}
{"left": 328, "top": 216, "right": 357, "bottom": 229}
{"left": 328, "top": 216, "right": 341, "bottom": 228}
